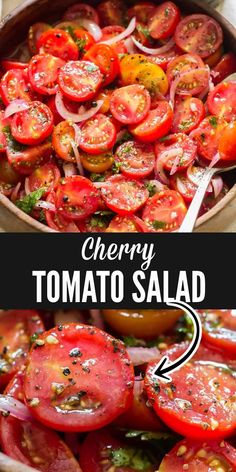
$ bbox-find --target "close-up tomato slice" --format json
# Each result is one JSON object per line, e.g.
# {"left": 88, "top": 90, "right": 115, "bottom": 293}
{"left": 63, "top": 3, "right": 99, "bottom": 24}
{"left": 192, "top": 115, "right": 228, "bottom": 162}
{"left": 55, "top": 175, "right": 100, "bottom": 220}
{"left": 24, "top": 324, "right": 134, "bottom": 432}
{"left": 101, "top": 174, "right": 149, "bottom": 215}
{"left": 159, "top": 438, "right": 236, "bottom": 471}
{"left": 145, "top": 342, "right": 236, "bottom": 439}
{"left": 142, "top": 189, "right": 187, "bottom": 232}
{"left": 84, "top": 44, "right": 119, "bottom": 87}
{"left": 0, "top": 310, "right": 44, "bottom": 389}
{"left": 101, "top": 26, "right": 127, "bottom": 55}
{"left": 52, "top": 120, "right": 77, "bottom": 163}
{"left": 115, "top": 140, "right": 155, "bottom": 178}
{"left": 81, "top": 152, "right": 114, "bottom": 173}
{"left": 167, "top": 53, "right": 207, "bottom": 96}
{"left": 218, "top": 121, "right": 236, "bottom": 161}
{"left": 28, "top": 54, "right": 65, "bottom": 95}
{"left": 207, "top": 81, "right": 236, "bottom": 122}
{"left": 106, "top": 214, "right": 149, "bottom": 232}
{"left": 212, "top": 52, "right": 236, "bottom": 85}
{"left": 74, "top": 29, "right": 95, "bottom": 55}
{"left": 129, "top": 101, "right": 173, "bottom": 143}
{"left": 155, "top": 133, "right": 197, "bottom": 173}
{"left": 110, "top": 85, "right": 151, "bottom": 125}
{"left": 148, "top": 1, "right": 181, "bottom": 40}
{"left": 6, "top": 141, "right": 52, "bottom": 175}
{"left": 58, "top": 61, "right": 103, "bottom": 102}
{"left": 28, "top": 22, "right": 51, "bottom": 55}
{"left": 0, "top": 69, "right": 35, "bottom": 106}
{"left": 170, "top": 172, "right": 197, "bottom": 202}
{"left": 27, "top": 163, "right": 61, "bottom": 194}
{"left": 37, "top": 28, "right": 79, "bottom": 61}
{"left": 11, "top": 101, "right": 54, "bottom": 146}
{"left": 45, "top": 191, "right": 80, "bottom": 232}
{"left": 127, "top": 2, "right": 156, "bottom": 24}
{"left": 97, "top": 0, "right": 126, "bottom": 27}
{"left": 79, "top": 113, "right": 116, "bottom": 154}
{"left": 200, "top": 309, "right": 236, "bottom": 354}
{"left": 175, "top": 14, "right": 223, "bottom": 59}
{"left": 171, "top": 97, "right": 206, "bottom": 134}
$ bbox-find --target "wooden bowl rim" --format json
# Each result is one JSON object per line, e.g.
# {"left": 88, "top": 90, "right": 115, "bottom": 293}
{"left": 0, "top": 0, "right": 236, "bottom": 232}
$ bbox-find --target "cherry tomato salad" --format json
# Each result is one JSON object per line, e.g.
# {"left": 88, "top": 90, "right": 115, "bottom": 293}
{"left": 0, "top": 1, "right": 236, "bottom": 232}
{"left": 1, "top": 308, "right": 236, "bottom": 471}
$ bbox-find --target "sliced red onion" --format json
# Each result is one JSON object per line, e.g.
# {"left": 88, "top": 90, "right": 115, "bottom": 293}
{"left": 4, "top": 99, "right": 30, "bottom": 118}
{"left": 101, "top": 17, "right": 136, "bottom": 45}
{"left": 155, "top": 149, "right": 183, "bottom": 184}
{"left": 0, "top": 395, "right": 34, "bottom": 422}
{"left": 169, "top": 149, "right": 184, "bottom": 176}
{"left": 79, "top": 18, "right": 102, "bottom": 42}
{"left": 124, "top": 37, "right": 135, "bottom": 54}
{"left": 144, "top": 179, "right": 165, "bottom": 193}
{"left": 169, "top": 67, "right": 210, "bottom": 107}
{"left": 93, "top": 181, "right": 112, "bottom": 188}
{"left": 72, "top": 123, "right": 82, "bottom": 146}
{"left": 127, "top": 347, "right": 160, "bottom": 366}
{"left": 55, "top": 92, "right": 104, "bottom": 123}
{"left": 187, "top": 165, "right": 212, "bottom": 194}
{"left": 63, "top": 162, "right": 77, "bottom": 177}
{"left": 71, "top": 141, "right": 84, "bottom": 176}
{"left": 132, "top": 35, "right": 175, "bottom": 55}
{"left": 24, "top": 177, "right": 31, "bottom": 196}
{"left": 209, "top": 152, "right": 221, "bottom": 169}
{"left": 212, "top": 175, "right": 223, "bottom": 198}
{"left": 189, "top": 101, "right": 198, "bottom": 113}
{"left": 11, "top": 182, "right": 21, "bottom": 202}
{"left": 35, "top": 200, "right": 56, "bottom": 211}
{"left": 89, "top": 309, "right": 104, "bottom": 329}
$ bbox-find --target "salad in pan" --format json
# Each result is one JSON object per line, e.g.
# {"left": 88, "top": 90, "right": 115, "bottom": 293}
{"left": 0, "top": 1, "right": 236, "bottom": 232}
{"left": 0, "top": 308, "right": 236, "bottom": 471}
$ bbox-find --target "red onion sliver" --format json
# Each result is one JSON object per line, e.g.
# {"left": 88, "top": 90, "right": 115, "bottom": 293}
{"left": 55, "top": 92, "right": 104, "bottom": 123}
{"left": 24, "top": 177, "right": 31, "bottom": 196}
{"left": 169, "top": 67, "right": 210, "bottom": 107}
{"left": 169, "top": 149, "right": 184, "bottom": 176}
{"left": 127, "top": 347, "right": 160, "bottom": 366}
{"left": 63, "top": 162, "right": 77, "bottom": 177}
{"left": 71, "top": 141, "right": 84, "bottom": 176}
{"left": 212, "top": 175, "right": 223, "bottom": 198}
{"left": 11, "top": 182, "right": 21, "bottom": 202}
{"left": 131, "top": 35, "right": 175, "bottom": 55}
{"left": 35, "top": 200, "right": 56, "bottom": 211}
{"left": 100, "top": 17, "right": 136, "bottom": 45}
{"left": 0, "top": 395, "right": 34, "bottom": 422}
{"left": 209, "top": 152, "right": 221, "bottom": 168}
{"left": 72, "top": 123, "right": 82, "bottom": 146}
{"left": 124, "top": 37, "right": 135, "bottom": 54}
{"left": 144, "top": 179, "right": 165, "bottom": 193}
{"left": 79, "top": 18, "right": 102, "bottom": 41}
{"left": 155, "top": 149, "right": 183, "bottom": 184}
{"left": 89, "top": 309, "right": 105, "bottom": 329}
{"left": 4, "top": 99, "right": 30, "bottom": 118}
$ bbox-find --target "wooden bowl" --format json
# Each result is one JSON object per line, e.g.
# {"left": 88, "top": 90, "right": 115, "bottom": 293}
{"left": 0, "top": 0, "right": 236, "bottom": 233}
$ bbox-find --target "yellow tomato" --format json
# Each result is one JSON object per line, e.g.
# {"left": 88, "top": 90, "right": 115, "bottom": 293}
{"left": 102, "top": 309, "right": 182, "bottom": 339}
{"left": 81, "top": 152, "right": 114, "bottom": 173}
{"left": 97, "top": 89, "right": 112, "bottom": 114}
{"left": 120, "top": 54, "right": 148, "bottom": 85}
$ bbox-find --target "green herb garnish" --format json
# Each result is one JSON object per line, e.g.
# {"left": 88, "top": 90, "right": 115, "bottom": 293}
{"left": 16, "top": 187, "right": 46, "bottom": 215}
{"left": 152, "top": 220, "right": 167, "bottom": 230}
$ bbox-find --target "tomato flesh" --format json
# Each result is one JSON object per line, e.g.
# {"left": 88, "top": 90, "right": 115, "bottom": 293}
{"left": 171, "top": 97, "right": 205, "bottom": 134}
{"left": 58, "top": 61, "right": 103, "bottom": 102}
{"left": 115, "top": 140, "right": 155, "bottom": 179}
{"left": 110, "top": 85, "right": 150, "bottom": 125}
{"left": 28, "top": 163, "right": 60, "bottom": 194}
{"left": 207, "top": 82, "right": 236, "bottom": 122}
{"left": 84, "top": 44, "right": 119, "bottom": 87}
{"left": 52, "top": 120, "right": 77, "bottom": 163}
{"left": 101, "top": 175, "right": 149, "bottom": 215}
{"left": 148, "top": 1, "right": 181, "bottom": 40}
{"left": 37, "top": 29, "right": 79, "bottom": 61}
{"left": 155, "top": 133, "right": 197, "bottom": 173}
{"left": 28, "top": 54, "right": 65, "bottom": 95}
{"left": 142, "top": 189, "right": 187, "bottom": 232}
{"left": 0, "top": 69, "right": 35, "bottom": 106}
{"left": 129, "top": 101, "right": 173, "bottom": 143}
{"left": 80, "top": 113, "right": 116, "bottom": 154}
{"left": 11, "top": 101, "right": 54, "bottom": 146}
{"left": 201, "top": 309, "right": 236, "bottom": 354}
{"left": 55, "top": 175, "right": 100, "bottom": 220}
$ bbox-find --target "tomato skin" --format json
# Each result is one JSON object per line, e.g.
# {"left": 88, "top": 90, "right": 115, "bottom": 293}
{"left": 24, "top": 324, "right": 134, "bottom": 432}
{"left": 212, "top": 52, "right": 236, "bottom": 85}
{"left": 1, "top": 60, "right": 28, "bottom": 72}
{"left": 129, "top": 101, "right": 173, "bottom": 143}
{"left": 63, "top": 3, "right": 99, "bottom": 24}
{"left": 204, "top": 45, "right": 223, "bottom": 68}
{"left": 218, "top": 122, "right": 236, "bottom": 161}
{"left": 106, "top": 214, "right": 149, "bottom": 232}
{"left": 101, "top": 26, "right": 127, "bottom": 55}
{"left": 37, "top": 29, "right": 79, "bottom": 61}
{"left": 45, "top": 191, "right": 79, "bottom": 232}
{"left": 28, "top": 22, "right": 51, "bottom": 55}
{"left": 0, "top": 69, "right": 35, "bottom": 106}
{"left": 84, "top": 44, "right": 119, "bottom": 87}
{"left": 81, "top": 152, "right": 114, "bottom": 173}
{"left": 142, "top": 189, "right": 187, "bottom": 232}
{"left": 11, "top": 101, "right": 54, "bottom": 146}
{"left": 80, "top": 114, "right": 116, "bottom": 155}
{"left": 7, "top": 141, "right": 53, "bottom": 176}
{"left": 28, "top": 163, "right": 61, "bottom": 194}
{"left": 155, "top": 133, "right": 197, "bottom": 173}
{"left": 0, "top": 110, "right": 10, "bottom": 153}
{"left": 171, "top": 97, "right": 205, "bottom": 134}
{"left": 200, "top": 309, "right": 236, "bottom": 355}
{"left": 74, "top": 29, "right": 95, "bottom": 54}
{"left": 52, "top": 120, "right": 77, "bottom": 163}
{"left": 207, "top": 82, "right": 236, "bottom": 122}
{"left": 127, "top": 2, "right": 156, "bottom": 24}
{"left": 28, "top": 54, "right": 65, "bottom": 95}
{"left": 55, "top": 176, "right": 100, "bottom": 221}
{"left": 101, "top": 175, "right": 149, "bottom": 215}
{"left": 97, "top": 0, "right": 126, "bottom": 27}
{"left": 193, "top": 115, "right": 227, "bottom": 162}
{"left": 115, "top": 141, "right": 155, "bottom": 179}
{"left": 110, "top": 85, "right": 151, "bottom": 125}
{"left": 58, "top": 61, "right": 103, "bottom": 102}
{"left": 0, "top": 155, "right": 20, "bottom": 188}
{"left": 148, "top": 2, "right": 181, "bottom": 40}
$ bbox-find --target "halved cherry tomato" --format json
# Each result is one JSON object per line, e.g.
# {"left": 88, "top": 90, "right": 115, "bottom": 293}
{"left": 127, "top": 2, "right": 156, "bottom": 24}
{"left": 0, "top": 110, "right": 10, "bottom": 153}
{"left": 175, "top": 14, "right": 223, "bottom": 59}
{"left": 142, "top": 189, "right": 187, "bottom": 231}
{"left": 80, "top": 114, "right": 116, "bottom": 154}
{"left": 24, "top": 324, "right": 134, "bottom": 432}
{"left": 101, "top": 174, "right": 149, "bottom": 215}
{"left": 7, "top": 141, "right": 52, "bottom": 175}
{"left": 218, "top": 121, "right": 236, "bottom": 161}
{"left": 212, "top": 52, "right": 236, "bottom": 85}
{"left": 74, "top": 29, "right": 95, "bottom": 54}
{"left": 170, "top": 172, "right": 197, "bottom": 202}
{"left": 58, "top": 61, "right": 103, "bottom": 102}
{"left": 110, "top": 85, "right": 150, "bottom": 125}
{"left": 148, "top": 2, "right": 181, "bottom": 40}
{"left": 52, "top": 121, "right": 77, "bottom": 163}
{"left": 200, "top": 309, "right": 236, "bottom": 354}
{"left": 133, "top": 22, "right": 153, "bottom": 47}
{"left": 172, "top": 97, "right": 205, "bottom": 134}
{"left": 11, "top": 101, "right": 54, "bottom": 146}
{"left": 63, "top": 3, "right": 99, "bottom": 24}
{"left": 28, "top": 54, "right": 65, "bottom": 95}
{"left": 167, "top": 54, "right": 207, "bottom": 96}
{"left": 129, "top": 101, "right": 173, "bottom": 143}
{"left": 1, "top": 60, "right": 28, "bottom": 71}
{"left": 96, "top": 89, "right": 113, "bottom": 114}
{"left": 106, "top": 215, "right": 149, "bottom": 232}
{"left": 0, "top": 69, "right": 35, "bottom": 105}
{"left": 159, "top": 439, "right": 236, "bottom": 471}
{"left": 148, "top": 48, "right": 179, "bottom": 72}
{"left": 46, "top": 95, "right": 63, "bottom": 125}
{"left": 79, "top": 429, "right": 156, "bottom": 472}
{"left": 45, "top": 191, "right": 79, "bottom": 232}
{"left": 120, "top": 54, "right": 148, "bottom": 85}
{"left": 204, "top": 45, "right": 223, "bottom": 68}
{"left": 81, "top": 152, "right": 114, "bottom": 173}
{"left": 28, "top": 163, "right": 61, "bottom": 194}
{"left": 192, "top": 115, "right": 227, "bottom": 162}
{"left": 145, "top": 343, "right": 236, "bottom": 439}
{"left": 155, "top": 133, "right": 197, "bottom": 173}
{"left": 101, "top": 26, "right": 127, "bottom": 55}
{"left": 207, "top": 82, "right": 236, "bottom": 122}
{"left": 97, "top": 0, "right": 126, "bottom": 27}
{"left": 84, "top": 44, "right": 119, "bottom": 87}
{"left": 0, "top": 371, "right": 81, "bottom": 471}
{"left": 37, "top": 29, "right": 79, "bottom": 61}
{"left": 0, "top": 155, "right": 20, "bottom": 186}
{"left": 115, "top": 141, "right": 155, "bottom": 178}
{"left": 0, "top": 310, "right": 44, "bottom": 389}
{"left": 28, "top": 22, "right": 51, "bottom": 55}
{"left": 55, "top": 175, "right": 100, "bottom": 220}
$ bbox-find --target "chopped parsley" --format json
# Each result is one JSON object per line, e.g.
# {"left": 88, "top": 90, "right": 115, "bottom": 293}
{"left": 89, "top": 210, "right": 115, "bottom": 229}
{"left": 111, "top": 448, "right": 152, "bottom": 471}
{"left": 165, "top": 7, "right": 170, "bottom": 16}
{"left": 123, "top": 335, "right": 145, "bottom": 347}
{"left": 15, "top": 187, "right": 46, "bottom": 215}
{"left": 152, "top": 220, "right": 167, "bottom": 230}
{"left": 136, "top": 23, "right": 151, "bottom": 40}
{"left": 66, "top": 26, "right": 87, "bottom": 54}
{"left": 179, "top": 119, "right": 194, "bottom": 131}
{"left": 115, "top": 131, "right": 132, "bottom": 147}
{"left": 90, "top": 173, "right": 106, "bottom": 182}
{"left": 145, "top": 182, "right": 156, "bottom": 197}
{"left": 209, "top": 116, "right": 218, "bottom": 128}
{"left": 112, "top": 161, "right": 122, "bottom": 174}
{"left": 175, "top": 314, "right": 194, "bottom": 341}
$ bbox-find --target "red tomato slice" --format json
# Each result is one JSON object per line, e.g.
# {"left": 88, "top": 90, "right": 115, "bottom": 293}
{"left": 175, "top": 14, "right": 223, "bottom": 59}
{"left": 74, "top": 29, "right": 95, "bottom": 55}
{"left": 45, "top": 191, "right": 79, "bottom": 232}
{"left": 78, "top": 215, "right": 110, "bottom": 233}
{"left": 142, "top": 189, "right": 187, "bottom": 231}
{"left": 110, "top": 85, "right": 150, "bottom": 125}
{"left": 1, "top": 60, "right": 28, "bottom": 71}
{"left": 101, "top": 26, "right": 127, "bottom": 55}
{"left": 0, "top": 371, "right": 82, "bottom": 472}
{"left": 24, "top": 324, "right": 134, "bottom": 432}
{"left": 63, "top": 3, "right": 99, "bottom": 24}
{"left": 58, "top": 61, "right": 103, "bottom": 102}
{"left": 218, "top": 121, "right": 236, "bottom": 161}
{"left": 212, "top": 52, "right": 236, "bottom": 85}
{"left": 28, "top": 22, "right": 51, "bottom": 55}
{"left": 159, "top": 438, "right": 236, "bottom": 471}
{"left": 0, "top": 110, "right": 10, "bottom": 153}
{"left": 155, "top": 133, "right": 197, "bottom": 173}
{"left": 52, "top": 120, "right": 77, "bottom": 163}
{"left": 84, "top": 44, "right": 119, "bottom": 87}
{"left": 80, "top": 114, "right": 116, "bottom": 154}
{"left": 115, "top": 140, "right": 155, "bottom": 178}
{"left": 129, "top": 101, "right": 173, "bottom": 143}
{"left": 148, "top": 48, "right": 180, "bottom": 72}
{"left": 0, "top": 310, "right": 44, "bottom": 389}
{"left": 171, "top": 97, "right": 205, "bottom": 134}
{"left": 55, "top": 175, "right": 100, "bottom": 220}
{"left": 0, "top": 69, "right": 35, "bottom": 106}
{"left": 170, "top": 172, "right": 197, "bottom": 202}
{"left": 148, "top": 1, "right": 181, "bottom": 40}
{"left": 28, "top": 54, "right": 65, "bottom": 95}
{"left": 145, "top": 342, "right": 236, "bottom": 439}
{"left": 7, "top": 141, "right": 52, "bottom": 175}
{"left": 11, "top": 101, "right": 54, "bottom": 146}
{"left": 46, "top": 95, "right": 63, "bottom": 125}
{"left": 101, "top": 175, "right": 149, "bottom": 215}
{"left": 28, "top": 163, "right": 61, "bottom": 194}
{"left": 97, "top": 0, "right": 126, "bottom": 27}
{"left": 192, "top": 115, "right": 227, "bottom": 162}
{"left": 207, "top": 82, "right": 236, "bottom": 122}
{"left": 127, "top": 2, "right": 156, "bottom": 24}
{"left": 0, "top": 155, "right": 20, "bottom": 190}
{"left": 167, "top": 53, "right": 206, "bottom": 95}
{"left": 106, "top": 214, "right": 149, "bottom": 232}
{"left": 201, "top": 309, "right": 236, "bottom": 354}
{"left": 37, "top": 29, "right": 79, "bottom": 61}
